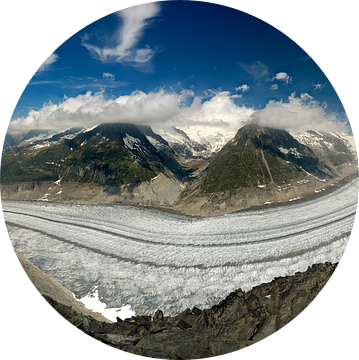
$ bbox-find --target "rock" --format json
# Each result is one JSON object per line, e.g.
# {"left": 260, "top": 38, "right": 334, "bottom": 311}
{"left": 177, "top": 319, "right": 192, "bottom": 330}
{"left": 96, "top": 334, "right": 141, "bottom": 347}
{"left": 81, "top": 315, "right": 112, "bottom": 334}
{"left": 107, "top": 320, "right": 139, "bottom": 336}
{"left": 149, "top": 326, "right": 168, "bottom": 335}
{"left": 191, "top": 307, "right": 202, "bottom": 316}
{"left": 174, "top": 307, "right": 198, "bottom": 328}
{"left": 23, "top": 255, "right": 337, "bottom": 359}
{"left": 153, "top": 309, "right": 164, "bottom": 323}
{"left": 218, "top": 307, "right": 266, "bottom": 342}
{"left": 193, "top": 289, "right": 248, "bottom": 329}
{"left": 136, "top": 315, "right": 152, "bottom": 322}
{"left": 137, "top": 326, "right": 148, "bottom": 336}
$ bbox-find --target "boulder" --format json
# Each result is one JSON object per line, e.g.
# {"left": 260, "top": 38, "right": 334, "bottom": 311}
{"left": 39, "top": 262, "right": 338, "bottom": 359}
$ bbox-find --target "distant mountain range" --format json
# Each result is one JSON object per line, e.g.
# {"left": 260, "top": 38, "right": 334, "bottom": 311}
{"left": 1, "top": 122, "right": 357, "bottom": 216}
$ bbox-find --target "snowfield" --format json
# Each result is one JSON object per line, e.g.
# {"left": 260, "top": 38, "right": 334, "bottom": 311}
{"left": 2, "top": 177, "right": 358, "bottom": 317}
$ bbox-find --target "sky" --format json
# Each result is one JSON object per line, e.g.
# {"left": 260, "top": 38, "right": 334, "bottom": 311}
{"left": 8, "top": 1, "right": 351, "bottom": 135}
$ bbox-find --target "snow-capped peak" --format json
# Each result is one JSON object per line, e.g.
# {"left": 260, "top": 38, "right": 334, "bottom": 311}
{"left": 290, "top": 129, "right": 357, "bottom": 156}
{"left": 153, "top": 125, "right": 236, "bottom": 158}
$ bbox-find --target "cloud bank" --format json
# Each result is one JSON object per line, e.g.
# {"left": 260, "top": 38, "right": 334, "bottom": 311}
{"left": 82, "top": 3, "right": 160, "bottom": 70}
{"left": 8, "top": 89, "right": 348, "bottom": 135}
{"left": 252, "top": 92, "right": 347, "bottom": 133}
{"left": 8, "top": 89, "right": 253, "bottom": 134}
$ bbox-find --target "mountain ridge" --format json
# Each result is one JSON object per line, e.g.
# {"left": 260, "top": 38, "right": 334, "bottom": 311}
{"left": 1, "top": 122, "right": 357, "bottom": 216}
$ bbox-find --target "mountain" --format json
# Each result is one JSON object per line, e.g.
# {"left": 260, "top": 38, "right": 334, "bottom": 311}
{"left": 291, "top": 129, "right": 356, "bottom": 167}
{"left": 1, "top": 123, "right": 191, "bottom": 184}
{"left": 1, "top": 122, "right": 357, "bottom": 215}
{"left": 196, "top": 124, "right": 343, "bottom": 191}
{"left": 154, "top": 125, "right": 236, "bottom": 159}
{"left": 2, "top": 133, "right": 25, "bottom": 152}
{"left": 176, "top": 123, "right": 357, "bottom": 215}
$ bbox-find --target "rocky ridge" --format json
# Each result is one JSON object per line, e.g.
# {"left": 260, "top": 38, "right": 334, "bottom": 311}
{"left": 23, "top": 255, "right": 337, "bottom": 359}
{"left": 1, "top": 123, "right": 357, "bottom": 216}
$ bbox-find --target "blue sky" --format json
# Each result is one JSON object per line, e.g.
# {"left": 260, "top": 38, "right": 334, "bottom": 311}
{"left": 9, "top": 1, "right": 349, "bottom": 134}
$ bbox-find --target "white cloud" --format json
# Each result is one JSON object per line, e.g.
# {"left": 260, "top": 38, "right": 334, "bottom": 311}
{"left": 270, "top": 84, "right": 279, "bottom": 90}
{"left": 235, "top": 84, "right": 250, "bottom": 92}
{"left": 102, "top": 72, "right": 115, "bottom": 81}
{"left": 7, "top": 89, "right": 254, "bottom": 134}
{"left": 8, "top": 89, "right": 347, "bottom": 136}
{"left": 175, "top": 91, "right": 254, "bottom": 129}
{"left": 239, "top": 61, "right": 269, "bottom": 78}
{"left": 37, "top": 53, "right": 58, "bottom": 72}
{"left": 269, "top": 72, "right": 292, "bottom": 84}
{"left": 312, "top": 83, "right": 326, "bottom": 91}
{"left": 251, "top": 92, "right": 347, "bottom": 133}
{"left": 82, "top": 3, "right": 160, "bottom": 70}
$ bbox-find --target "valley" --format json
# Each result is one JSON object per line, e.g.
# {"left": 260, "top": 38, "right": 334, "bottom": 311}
{"left": 2, "top": 122, "right": 357, "bottom": 353}
{"left": 1, "top": 122, "right": 357, "bottom": 216}
{"left": 3, "top": 175, "right": 356, "bottom": 316}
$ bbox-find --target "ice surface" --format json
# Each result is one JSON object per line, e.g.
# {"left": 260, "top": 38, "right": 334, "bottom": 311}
{"left": 3, "top": 177, "right": 358, "bottom": 316}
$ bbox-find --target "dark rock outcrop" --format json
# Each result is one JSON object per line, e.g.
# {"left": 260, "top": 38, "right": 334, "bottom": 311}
{"left": 44, "top": 262, "right": 337, "bottom": 359}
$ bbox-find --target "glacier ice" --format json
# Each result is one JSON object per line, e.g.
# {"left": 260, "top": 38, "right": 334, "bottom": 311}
{"left": 3, "top": 177, "right": 358, "bottom": 316}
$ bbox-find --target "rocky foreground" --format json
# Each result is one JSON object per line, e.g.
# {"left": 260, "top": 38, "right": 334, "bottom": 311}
{"left": 20, "top": 251, "right": 337, "bottom": 359}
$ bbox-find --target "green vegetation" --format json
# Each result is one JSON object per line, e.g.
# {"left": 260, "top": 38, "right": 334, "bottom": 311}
{"left": 1, "top": 123, "right": 355, "bottom": 200}
{"left": 0, "top": 136, "right": 160, "bottom": 186}
{"left": 60, "top": 140, "right": 159, "bottom": 186}
{"left": 1, "top": 145, "right": 61, "bottom": 183}
{"left": 199, "top": 141, "right": 304, "bottom": 194}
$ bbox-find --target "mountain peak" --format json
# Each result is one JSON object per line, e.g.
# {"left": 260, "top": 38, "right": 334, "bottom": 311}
{"left": 1, "top": 122, "right": 357, "bottom": 216}
{"left": 183, "top": 123, "right": 337, "bottom": 195}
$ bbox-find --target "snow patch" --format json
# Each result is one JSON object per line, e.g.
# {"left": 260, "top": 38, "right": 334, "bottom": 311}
{"left": 288, "top": 196, "right": 301, "bottom": 202}
{"left": 278, "top": 147, "right": 289, "bottom": 155}
{"left": 83, "top": 124, "right": 100, "bottom": 133}
{"left": 278, "top": 147, "right": 303, "bottom": 158}
{"left": 323, "top": 141, "right": 334, "bottom": 149}
{"left": 32, "top": 142, "right": 51, "bottom": 150}
{"left": 123, "top": 134, "right": 141, "bottom": 150}
{"left": 146, "top": 136, "right": 163, "bottom": 149}
{"left": 151, "top": 174, "right": 160, "bottom": 181}
{"left": 76, "top": 286, "right": 135, "bottom": 322}
{"left": 154, "top": 125, "right": 236, "bottom": 158}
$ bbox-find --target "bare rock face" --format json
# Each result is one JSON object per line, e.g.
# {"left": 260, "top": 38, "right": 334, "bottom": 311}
{"left": 40, "top": 262, "right": 337, "bottom": 359}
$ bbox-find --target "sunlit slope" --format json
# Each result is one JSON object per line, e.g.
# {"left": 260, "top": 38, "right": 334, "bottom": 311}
{"left": 189, "top": 123, "right": 354, "bottom": 192}
{"left": 1, "top": 123, "right": 187, "bottom": 186}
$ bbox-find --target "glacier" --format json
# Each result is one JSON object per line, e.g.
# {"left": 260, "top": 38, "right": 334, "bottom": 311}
{"left": 2, "top": 177, "right": 358, "bottom": 317}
